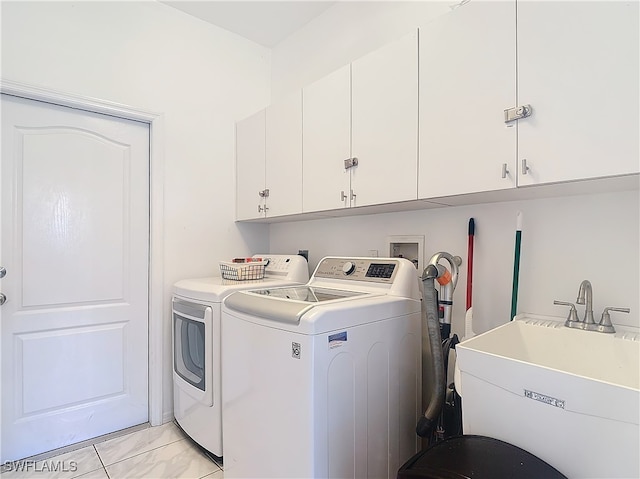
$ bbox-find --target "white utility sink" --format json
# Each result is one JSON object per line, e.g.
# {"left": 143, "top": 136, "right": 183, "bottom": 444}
{"left": 456, "top": 313, "right": 639, "bottom": 479}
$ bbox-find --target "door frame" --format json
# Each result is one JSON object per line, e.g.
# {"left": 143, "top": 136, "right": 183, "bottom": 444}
{"left": 0, "top": 79, "right": 165, "bottom": 427}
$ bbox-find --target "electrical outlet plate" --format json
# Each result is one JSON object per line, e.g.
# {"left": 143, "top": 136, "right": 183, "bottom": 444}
{"left": 387, "top": 235, "right": 425, "bottom": 272}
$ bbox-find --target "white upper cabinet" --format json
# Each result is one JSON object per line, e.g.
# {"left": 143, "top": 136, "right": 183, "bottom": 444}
{"left": 418, "top": 2, "right": 517, "bottom": 199}
{"left": 302, "top": 31, "right": 419, "bottom": 212}
{"left": 517, "top": 1, "right": 639, "bottom": 185}
{"left": 266, "top": 90, "right": 303, "bottom": 217}
{"left": 351, "top": 30, "right": 419, "bottom": 207}
{"left": 302, "top": 65, "right": 351, "bottom": 213}
{"left": 238, "top": 2, "right": 639, "bottom": 222}
{"left": 236, "top": 109, "right": 266, "bottom": 221}
{"left": 419, "top": 0, "right": 639, "bottom": 199}
{"left": 236, "top": 92, "right": 303, "bottom": 220}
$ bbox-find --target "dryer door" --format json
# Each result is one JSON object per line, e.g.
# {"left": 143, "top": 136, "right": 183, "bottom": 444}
{"left": 172, "top": 299, "right": 213, "bottom": 406}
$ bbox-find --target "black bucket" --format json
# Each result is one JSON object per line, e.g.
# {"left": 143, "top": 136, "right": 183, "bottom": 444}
{"left": 397, "top": 435, "right": 567, "bottom": 479}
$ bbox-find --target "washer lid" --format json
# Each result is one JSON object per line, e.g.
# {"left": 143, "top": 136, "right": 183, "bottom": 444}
{"left": 224, "top": 286, "right": 372, "bottom": 324}
{"left": 250, "top": 286, "right": 366, "bottom": 302}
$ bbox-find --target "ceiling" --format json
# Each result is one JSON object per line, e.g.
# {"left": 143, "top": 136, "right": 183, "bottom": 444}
{"left": 160, "top": 1, "right": 337, "bottom": 48}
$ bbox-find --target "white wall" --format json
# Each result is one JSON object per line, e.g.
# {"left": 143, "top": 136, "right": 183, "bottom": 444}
{"left": 1, "top": 0, "right": 271, "bottom": 421}
{"left": 270, "top": 191, "right": 640, "bottom": 335}
{"left": 269, "top": 1, "right": 640, "bottom": 335}
{"left": 271, "top": 0, "right": 451, "bottom": 100}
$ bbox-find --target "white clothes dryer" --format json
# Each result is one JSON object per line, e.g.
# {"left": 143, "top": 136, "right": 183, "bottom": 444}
{"left": 172, "top": 254, "right": 309, "bottom": 459}
{"left": 221, "top": 257, "right": 422, "bottom": 479}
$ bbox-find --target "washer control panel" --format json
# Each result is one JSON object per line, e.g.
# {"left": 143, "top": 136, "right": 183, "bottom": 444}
{"left": 313, "top": 257, "right": 398, "bottom": 283}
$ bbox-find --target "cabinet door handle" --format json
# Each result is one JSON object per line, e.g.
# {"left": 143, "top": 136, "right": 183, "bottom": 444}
{"left": 258, "top": 204, "right": 268, "bottom": 213}
{"left": 521, "top": 159, "right": 531, "bottom": 175}
{"left": 350, "top": 190, "right": 356, "bottom": 201}
{"left": 502, "top": 163, "right": 510, "bottom": 179}
{"left": 341, "top": 191, "right": 347, "bottom": 201}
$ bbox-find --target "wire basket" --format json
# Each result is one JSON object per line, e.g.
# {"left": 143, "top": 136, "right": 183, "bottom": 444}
{"left": 219, "top": 261, "right": 266, "bottom": 281}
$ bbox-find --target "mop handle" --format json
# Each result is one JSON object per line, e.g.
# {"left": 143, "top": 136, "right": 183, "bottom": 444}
{"left": 466, "top": 218, "right": 475, "bottom": 311}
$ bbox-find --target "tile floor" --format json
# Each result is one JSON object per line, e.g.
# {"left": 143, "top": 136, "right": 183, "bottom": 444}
{"left": 1, "top": 422, "right": 222, "bottom": 479}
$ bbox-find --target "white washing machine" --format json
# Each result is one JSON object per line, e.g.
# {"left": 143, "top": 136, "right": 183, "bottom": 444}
{"left": 221, "top": 257, "right": 423, "bottom": 479}
{"left": 172, "top": 254, "right": 309, "bottom": 459}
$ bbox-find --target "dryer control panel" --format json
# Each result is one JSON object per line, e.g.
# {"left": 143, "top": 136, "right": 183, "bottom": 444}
{"left": 313, "top": 257, "right": 398, "bottom": 283}
{"left": 256, "top": 254, "right": 309, "bottom": 282}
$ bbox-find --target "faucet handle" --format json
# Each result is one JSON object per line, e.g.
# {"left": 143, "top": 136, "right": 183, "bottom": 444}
{"left": 554, "top": 300, "right": 580, "bottom": 327}
{"left": 597, "top": 307, "right": 630, "bottom": 334}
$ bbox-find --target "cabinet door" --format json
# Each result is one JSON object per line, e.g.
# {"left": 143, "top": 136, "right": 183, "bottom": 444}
{"left": 266, "top": 91, "right": 303, "bottom": 217}
{"left": 302, "top": 65, "right": 351, "bottom": 213}
{"left": 517, "top": 1, "right": 639, "bottom": 186}
{"left": 351, "top": 30, "right": 419, "bottom": 207}
{"left": 418, "top": 2, "right": 516, "bottom": 199}
{"left": 236, "top": 109, "right": 266, "bottom": 220}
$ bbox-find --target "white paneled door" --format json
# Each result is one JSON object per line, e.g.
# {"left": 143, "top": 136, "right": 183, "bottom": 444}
{"left": 0, "top": 94, "right": 149, "bottom": 462}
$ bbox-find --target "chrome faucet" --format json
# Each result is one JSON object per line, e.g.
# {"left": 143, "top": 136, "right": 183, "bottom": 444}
{"left": 576, "top": 280, "right": 596, "bottom": 327}
{"left": 554, "top": 279, "right": 630, "bottom": 334}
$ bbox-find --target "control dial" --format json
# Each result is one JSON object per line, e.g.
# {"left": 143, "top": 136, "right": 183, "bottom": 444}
{"left": 342, "top": 261, "right": 356, "bottom": 276}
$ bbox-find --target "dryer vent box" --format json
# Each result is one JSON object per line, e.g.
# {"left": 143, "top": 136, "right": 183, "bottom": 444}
{"left": 387, "top": 235, "right": 424, "bottom": 272}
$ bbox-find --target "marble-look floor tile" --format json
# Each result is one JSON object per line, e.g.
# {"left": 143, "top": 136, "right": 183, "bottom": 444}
{"left": 200, "top": 469, "right": 224, "bottom": 479}
{"left": 0, "top": 446, "right": 103, "bottom": 479}
{"left": 72, "top": 467, "right": 109, "bottom": 479}
{"left": 95, "top": 422, "right": 185, "bottom": 466}
{"left": 105, "top": 439, "right": 219, "bottom": 479}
